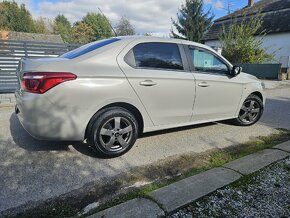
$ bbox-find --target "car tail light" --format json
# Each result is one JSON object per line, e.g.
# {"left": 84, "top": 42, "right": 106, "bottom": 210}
{"left": 22, "top": 72, "right": 77, "bottom": 94}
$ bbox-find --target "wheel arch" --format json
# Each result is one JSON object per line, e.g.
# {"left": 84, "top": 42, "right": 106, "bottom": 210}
{"left": 84, "top": 102, "right": 144, "bottom": 140}
{"left": 250, "top": 91, "right": 263, "bottom": 102}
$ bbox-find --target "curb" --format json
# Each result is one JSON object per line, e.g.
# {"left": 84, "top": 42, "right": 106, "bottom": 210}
{"left": 89, "top": 141, "right": 290, "bottom": 217}
{"left": 87, "top": 198, "right": 165, "bottom": 218}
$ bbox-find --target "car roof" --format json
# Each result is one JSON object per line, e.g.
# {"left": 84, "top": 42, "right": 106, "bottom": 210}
{"left": 115, "top": 35, "right": 216, "bottom": 53}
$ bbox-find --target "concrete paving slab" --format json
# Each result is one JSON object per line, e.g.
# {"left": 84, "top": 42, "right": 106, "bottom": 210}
{"left": 88, "top": 198, "right": 164, "bottom": 218}
{"left": 274, "top": 141, "right": 290, "bottom": 153}
{"left": 224, "top": 149, "right": 289, "bottom": 175}
{"left": 149, "top": 167, "right": 241, "bottom": 213}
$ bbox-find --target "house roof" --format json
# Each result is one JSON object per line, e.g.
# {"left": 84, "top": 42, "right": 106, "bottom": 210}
{"left": 204, "top": 0, "right": 290, "bottom": 41}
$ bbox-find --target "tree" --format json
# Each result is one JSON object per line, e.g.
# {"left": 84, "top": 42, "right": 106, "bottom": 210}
{"left": 33, "top": 17, "right": 50, "bottom": 34}
{"left": 0, "top": 2, "right": 9, "bottom": 30}
{"left": 115, "top": 16, "right": 135, "bottom": 36}
{"left": 71, "top": 22, "right": 95, "bottom": 44}
{"left": 219, "top": 15, "right": 275, "bottom": 63}
{"left": 82, "top": 12, "right": 113, "bottom": 40}
{"left": 171, "top": 0, "right": 214, "bottom": 42}
{"left": 53, "top": 14, "right": 72, "bottom": 42}
{"left": 0, "top": 1, "right": 35, "bottom": 32}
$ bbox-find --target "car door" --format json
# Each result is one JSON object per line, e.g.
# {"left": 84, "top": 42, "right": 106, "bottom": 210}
{"left": 118, "top": 41, "right": 196, "bottom": 126}
{"left": 185, "top": 45, "right": 244, "bottom": 122}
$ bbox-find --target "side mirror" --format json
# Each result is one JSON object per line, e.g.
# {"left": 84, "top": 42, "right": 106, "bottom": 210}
{"left": 231, "top": 66, "right": 242, "bottom": 77}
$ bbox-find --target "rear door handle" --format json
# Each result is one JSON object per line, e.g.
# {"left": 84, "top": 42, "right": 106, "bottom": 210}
{"left": 139, "top": 80, "right": 157, "bottom": 86}
{"left": 198, "top": 82, "right": 209, "bottom": 87}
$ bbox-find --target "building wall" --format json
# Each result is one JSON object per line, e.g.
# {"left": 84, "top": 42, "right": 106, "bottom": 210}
{"left": 204, "top": 32, "right": 290, "bottom": 63}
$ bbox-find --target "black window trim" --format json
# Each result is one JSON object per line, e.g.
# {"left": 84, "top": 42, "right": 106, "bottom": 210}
{"left": 184, "top": 44, "right": 232, "bottom": 76}
{"left": 124, "top": 42, "right": 191, "bottom": 73}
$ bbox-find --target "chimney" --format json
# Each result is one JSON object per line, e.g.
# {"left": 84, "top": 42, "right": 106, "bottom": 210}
{"left": 248, "top": 0, "right": 254, "bottom": 7}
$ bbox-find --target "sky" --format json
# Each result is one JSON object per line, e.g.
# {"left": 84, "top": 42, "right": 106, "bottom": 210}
{"left": 10, "top": 0, "right": 260, "bottom": 36}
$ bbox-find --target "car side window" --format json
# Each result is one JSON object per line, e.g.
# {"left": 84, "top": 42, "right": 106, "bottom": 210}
{"left": 189, "top": 47, "right": 229, "bottom": 75}
{"left": 127, "top": 42, "right": 184, "bottom": 70}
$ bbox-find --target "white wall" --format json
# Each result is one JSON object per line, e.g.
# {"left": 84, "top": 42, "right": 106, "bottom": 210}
{"left": 204, "top": 32, "right": 290, "bottom": 63}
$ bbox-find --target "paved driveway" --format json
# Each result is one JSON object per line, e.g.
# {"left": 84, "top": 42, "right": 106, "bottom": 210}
{"left": 0, "top": 87, "right": 289, "bottom": 214}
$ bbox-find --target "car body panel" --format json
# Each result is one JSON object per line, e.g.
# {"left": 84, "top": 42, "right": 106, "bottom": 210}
{"left": 15, "top": 36, "right": 265, "bottom": 141}
{"left": 117, "top": 38, "right": 196, "bottom": 126}
{"left": 191, "top": 73, "right": 244, "bottom": 121}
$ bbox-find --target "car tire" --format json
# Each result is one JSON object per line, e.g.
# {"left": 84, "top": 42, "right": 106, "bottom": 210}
{"left": 87, "top": 107, "right": 138, "bottom": 158}
{"left": 233, "top": 94, "right": 264, "bottom": 126}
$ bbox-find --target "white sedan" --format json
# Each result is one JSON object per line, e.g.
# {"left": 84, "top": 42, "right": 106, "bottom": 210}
{"left": 15, "top": 36, "right": 265, "bottom": 157}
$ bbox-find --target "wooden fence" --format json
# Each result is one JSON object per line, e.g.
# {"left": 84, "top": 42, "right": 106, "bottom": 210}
{"left": 0, "top": 39, "right": 80, "bottom": 93}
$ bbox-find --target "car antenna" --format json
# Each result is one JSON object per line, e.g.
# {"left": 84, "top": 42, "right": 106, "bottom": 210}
{"left": 98, "top": 7, "right": 118, "bottom": 37}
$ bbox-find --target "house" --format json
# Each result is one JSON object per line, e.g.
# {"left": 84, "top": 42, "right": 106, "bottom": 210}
{"left": 203, "top": 0, "right": 290, "bottom": 65}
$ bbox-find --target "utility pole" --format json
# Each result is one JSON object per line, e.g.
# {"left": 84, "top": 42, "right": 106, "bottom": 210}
{"left": 227, "top": 0, "right": 234, "bottom": 14}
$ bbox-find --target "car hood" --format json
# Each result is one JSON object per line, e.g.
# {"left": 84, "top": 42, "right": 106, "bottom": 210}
{"left": 239, "top": 72, "right": 260, "bottom": 82}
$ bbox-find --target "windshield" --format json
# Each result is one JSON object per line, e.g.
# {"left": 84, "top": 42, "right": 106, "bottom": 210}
{"left": 61, "top": 38, "right": 120, "bottom": 59}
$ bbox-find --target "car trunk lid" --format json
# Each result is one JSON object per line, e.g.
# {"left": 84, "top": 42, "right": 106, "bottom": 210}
{"left": 17, "top": 57, "right": 69, "bottom": 89}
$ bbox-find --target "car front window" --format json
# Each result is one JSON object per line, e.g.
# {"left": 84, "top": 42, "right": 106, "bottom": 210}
{"left": 190, "top": 48, "right": 229, "bottom": 74}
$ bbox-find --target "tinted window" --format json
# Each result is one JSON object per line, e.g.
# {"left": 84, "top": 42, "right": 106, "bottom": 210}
{"left": 132, "top": 42, "right": 183, "bottom": 70}
{"left": 61, "top": 38, "right": 120, "bottom": 59}
{"left": 190, "top": 48, "right": 228, "bottom": 74}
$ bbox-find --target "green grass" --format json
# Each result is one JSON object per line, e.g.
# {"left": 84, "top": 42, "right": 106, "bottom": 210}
{"left": 208, "top": 129, "right": 290, "bottom": 168}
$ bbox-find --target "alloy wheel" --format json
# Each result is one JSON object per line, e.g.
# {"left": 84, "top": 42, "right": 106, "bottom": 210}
{"left": 238, "top": 100, "right": 261, "bottom": 124}
{"left": 98, "top": 116, "right": 133, "bottom": 152}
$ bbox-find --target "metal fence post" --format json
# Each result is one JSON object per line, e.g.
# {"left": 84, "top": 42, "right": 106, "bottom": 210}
{"left": 24, "top": 41, "right": 28, "bottom": 58}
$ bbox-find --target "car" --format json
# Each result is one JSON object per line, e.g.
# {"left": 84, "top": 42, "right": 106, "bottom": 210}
{"left": 15, "top": 36, "right": 265, "bottom": 158}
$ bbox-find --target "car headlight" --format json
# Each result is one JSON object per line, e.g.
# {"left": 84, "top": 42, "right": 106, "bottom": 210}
{"left": 261, "top": 82, "right": 265, "bottom": 90}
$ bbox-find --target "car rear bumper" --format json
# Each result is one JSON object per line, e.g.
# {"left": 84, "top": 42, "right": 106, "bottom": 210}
{"left": 15, "top": 104, "right": 45, "bottom": 140}
{"left": 15, "top": 90, "right": 86, "bottom": 141}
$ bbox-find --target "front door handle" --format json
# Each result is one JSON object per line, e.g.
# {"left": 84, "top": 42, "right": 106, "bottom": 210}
{"left": 198, "top": 82, "right": 209, "bottom": 87}
{"left": 139, "top": 80, "right": 157, "bottom": 86}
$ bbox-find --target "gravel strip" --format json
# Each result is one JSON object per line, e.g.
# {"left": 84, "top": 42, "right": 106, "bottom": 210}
{"left": 170, "top": 157, "right": 290, "bottom": 218}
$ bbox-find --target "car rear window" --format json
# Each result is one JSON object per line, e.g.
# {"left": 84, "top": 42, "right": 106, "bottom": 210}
{"left": 61, "top": 38, "right": 120, "bottom": 59}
